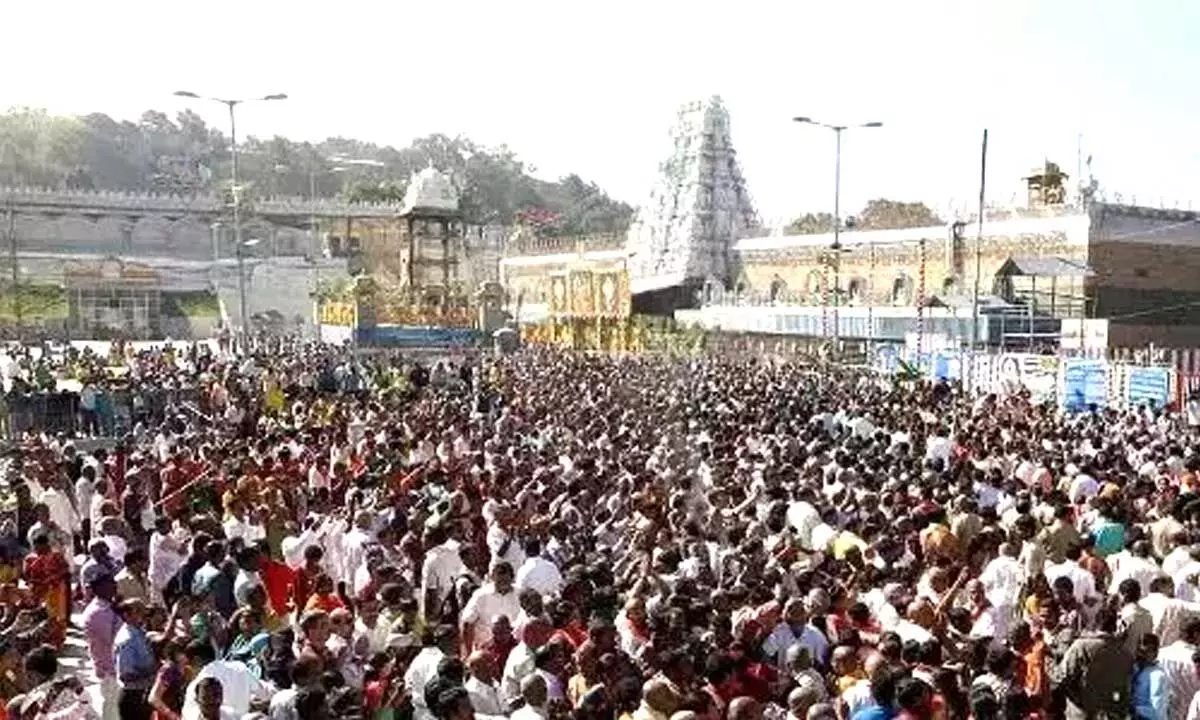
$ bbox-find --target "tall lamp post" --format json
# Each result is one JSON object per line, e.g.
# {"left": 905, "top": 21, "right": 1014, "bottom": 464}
{"left": 174, "top": 91, "right": 287, "bottom": 335}
{"left": 792, "top": 117, "right": 882, "bottom": 350}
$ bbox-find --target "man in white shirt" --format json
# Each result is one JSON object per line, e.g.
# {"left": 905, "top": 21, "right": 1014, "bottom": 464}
{"left": 465, "top": 650, "right": 507, "bottom": 718}
{"left": 515, "top": 539, "right": 563, "bottom": 599}
{"left": 761, "top": 599, "right": 828, "bottom": 668}
{"left": 405, "top": 625, "right": 458, "bottom": 720}
{"left": 41, "top": 478, "right": 81, "bottom": 543}
{"left": 1140, "top": 576, "right": 1200, "bottom": 646}
{"left": 979, "top": 542, "right": 1024, "bottom": 610}
{"left": 1158, "top": 618, "right": 1200, "bottom": 720}
{"left": 510, "top": 674, "right": 548, "bottom": 720}
{"left": 1109, "top": 542, "right": 1163, "bottom": 598}
{"left": 462, "top": 562, "right": 521, "bottom": 654}
{"left": 180, "top": 651, "right": 270, "bottom": 720}
{"left": 421, "top": 525, "right": 467, "bottom": 620}
{"left": 502, "top": 619, "right": 552, "bottom": 705}
{"left": 485, "top": 504, "right": 525, "bottom": 572}
{"left": 1045, "top": 553, "right": 1098, "bottom": 607}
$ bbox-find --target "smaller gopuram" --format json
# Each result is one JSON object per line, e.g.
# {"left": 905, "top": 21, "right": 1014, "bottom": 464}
{"left": 316, "top": 167, "right": 484, "bottom": 348}
{"left": 394, "top": 167, "right": 464, "bottom": 288}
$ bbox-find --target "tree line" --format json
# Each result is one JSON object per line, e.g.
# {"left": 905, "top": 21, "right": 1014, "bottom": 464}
{"left": 786, "top": 198, "right": 944, "bottom": 234}
{"left": 0, "top": 107, "right": 634, "bottom": 235}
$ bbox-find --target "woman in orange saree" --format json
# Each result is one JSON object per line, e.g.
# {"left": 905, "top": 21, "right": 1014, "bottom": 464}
{"left": 23, "top": 533, "right": 70, "bottom": 647}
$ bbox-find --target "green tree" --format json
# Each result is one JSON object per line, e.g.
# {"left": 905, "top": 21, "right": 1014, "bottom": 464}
{"left": 0, "top": 106, "right": 634, "bottom": 231}
{"left": 855, "top": 199, "right": 942, "bottom": 230}
{"left": 784, "top": 212, "right": 836, "bottom": 235}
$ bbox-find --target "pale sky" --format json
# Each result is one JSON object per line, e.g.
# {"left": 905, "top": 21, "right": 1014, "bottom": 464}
{"left": 3, "top": 0, "right": 1198, "bottom": 225}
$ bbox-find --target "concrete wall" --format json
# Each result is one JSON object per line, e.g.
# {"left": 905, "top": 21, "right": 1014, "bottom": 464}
{"left": 1088, "top": 205, "right": 1200, "bottom": 328}
{"left": 215, "top": 257, "right": 350, "bottom": 334}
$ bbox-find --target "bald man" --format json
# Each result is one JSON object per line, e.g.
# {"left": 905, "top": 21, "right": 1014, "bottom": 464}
{"left": 727, "top": 696, "right": 763, "bottom": 720}
{"left": 465, "top": 650, "right": 506, "bottom": 718}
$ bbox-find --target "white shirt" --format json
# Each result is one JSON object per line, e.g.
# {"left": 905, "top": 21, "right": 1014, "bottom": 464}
{"left": 404, "top": 647, "right": 447, "bottom": 720}
{"left": 501, "top": 643, "right": 536, "bottom": 704}
{"left": 979, "top": 555, "right": 1024, "bottom": 609}
{"left": 462, "top": 583, "right": 521, "bottom": 649}
{"left": 1045, "top": 559, "right": 1097, "bottom": 605}
{"left": 487, "top": 524, "right": 525, "bottom": 571}
{"left": 1109, "top": 555, "right": 1162, "bottom": 598}
{"left": 515, "top": 556, "right": 564, "bottom": 598}
{"left": 421, "top": 543, "right": 467, "bottom": 616}
{"left": 42, "top": 487, "right": 81, "bottom": 534}
{"left": 1163, "top": 547, "right": 1192, "bottom": 578}
{"left": 1068, "top": 474, "right": 1100, "bottom": 503}
{"left": 181, "top": 660, "right": 269, "bottom": 720}
{"left": 762, "top": 622, "right": 829, "bottom": 668}
{"left": 75, "top": 476, "right": 95, "bottom": 525}
{"left": 466, "top": 675, "right": 506, "bottom": 717}
{"left": 1139, "top": 593, "right": 1200, "bottom": 646}
{"left": 785, "top": 502, "right": 821, "bottom": 550}
{"left": 1160, "top": 640, "right": 1200, "bottom": 720}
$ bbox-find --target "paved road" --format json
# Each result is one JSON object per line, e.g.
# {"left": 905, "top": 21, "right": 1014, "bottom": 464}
{"left": 64, "top": 613, "right": 104, "bottom": 712}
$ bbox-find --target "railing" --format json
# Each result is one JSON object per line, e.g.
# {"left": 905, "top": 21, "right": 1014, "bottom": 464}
{"left": 2, "top": 386, "right": 205, "bottom": 438}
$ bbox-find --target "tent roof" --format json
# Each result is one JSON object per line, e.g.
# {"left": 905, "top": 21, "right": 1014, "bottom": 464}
{"left": 996, "top": 255, "right": 1094, "bottom": 278}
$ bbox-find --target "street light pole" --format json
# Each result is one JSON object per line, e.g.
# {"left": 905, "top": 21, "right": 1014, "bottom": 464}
{"left": 793, "top": 117, "right": 882, "bottom": 353}
{"left": 174, "top": 91, "right": 287, "bottom": 338}
{"left": 832, "top": 127, "right": 843, "bottom": 347}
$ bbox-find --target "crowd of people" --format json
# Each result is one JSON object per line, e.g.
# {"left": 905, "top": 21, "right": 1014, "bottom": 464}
{"left": 0, "top": 340, "right": 1198, "bottom": 720}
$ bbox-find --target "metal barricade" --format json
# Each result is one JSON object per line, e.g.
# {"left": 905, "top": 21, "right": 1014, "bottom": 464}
{"left": 1, "top": 385, "right": 204, "bottom": 438}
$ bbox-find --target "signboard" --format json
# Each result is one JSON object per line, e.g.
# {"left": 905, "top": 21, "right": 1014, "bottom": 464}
{"left": 1127, "top": 365, "right": 1171, "bottom": 408}
{"left": 355, "top": 326, "right": 481, "bottom": 348}
{"left": 997, "top": 353, "right": 1060, "bottom": 403}
{"left": 318, "top": 301, "right": 356, "bottom": 327}
{"left": 874, "top": 345, "right": 901, "bottom": 375}
{"left": 930, "top": 350, "right": 963, "bottom": 381}
{"left": 1060, "top": 318, "right": 1110, "bottom": 351}
{"left": 1062, "top": 358, "right": 1109, "bottom": 412}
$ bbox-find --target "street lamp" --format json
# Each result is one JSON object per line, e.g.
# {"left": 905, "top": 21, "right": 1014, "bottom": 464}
{"left": 174, "top": 90, "right": 288, "bottom": 337}
{"left": 793, "top": 117, "right": 882, "bottom": 350}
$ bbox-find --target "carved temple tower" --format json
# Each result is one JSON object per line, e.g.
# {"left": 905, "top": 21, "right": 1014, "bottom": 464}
{"left": 625, "top": 96, "right": 760, "bottom": 310}
{"left": 396, "top": 167, "right": 463, "bottom": 289}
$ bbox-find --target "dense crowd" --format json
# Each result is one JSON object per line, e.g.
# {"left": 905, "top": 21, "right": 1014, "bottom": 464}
{"left": 0, "top": 340, "right": 1199, "bottom": 720}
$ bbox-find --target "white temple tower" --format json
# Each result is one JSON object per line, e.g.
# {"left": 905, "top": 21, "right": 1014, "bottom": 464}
{"left": 626, "top": 96, "right": 759, "bottom": 297}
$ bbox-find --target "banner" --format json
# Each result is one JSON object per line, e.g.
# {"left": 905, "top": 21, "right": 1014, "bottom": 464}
{"left": 1062, "top": 358, "right": 1109, "bottom": 412}
{"left": 930, "top": 350, "right": 963, "bottom": 382}
{"left": 548, "top": 275, "right": 569, "bottom": 315}
{"left": 355, "top": 326, "right": 481, "bottom": 348}
{"left": 318, "top": 301, "right": 356, "bottom": 327}
{"left": 569, "top": 271, "right": 596, "bottom": 317}
{"left": 596, "top": 270, "right": 632, "bottom": 318}
{"left": 997, "top": 353, "right": 1060, "bottom": 403}
{"left": 1127, "top": 365, "right": 1171, "bottom": 408}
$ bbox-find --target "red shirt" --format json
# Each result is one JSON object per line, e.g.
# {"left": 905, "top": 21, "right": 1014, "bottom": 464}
{"left": 260, "top": 559, "right": 296, "bottom": 616}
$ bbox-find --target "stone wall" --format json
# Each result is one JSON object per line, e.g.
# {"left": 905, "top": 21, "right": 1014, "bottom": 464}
{"left": 216, "top": 257, "right": 350, "bottom": 333}
{"left": 735, "top": 213, "right": 1091, "bottom": 308}
{"left": 1087, "top": 205, "right": 1200, "bottom": 326}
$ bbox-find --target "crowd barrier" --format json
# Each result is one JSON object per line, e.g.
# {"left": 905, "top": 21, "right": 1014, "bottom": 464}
{"left": 874, "top": 346, "right": 1179, "bottom": 411}
{"left": 2, "top": 386, "right": 204, "bottom": 438}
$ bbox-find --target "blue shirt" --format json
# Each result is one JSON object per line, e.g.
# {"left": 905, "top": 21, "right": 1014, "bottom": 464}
{"left": 114, "top": 623, "right": 155, "bottom": 688}
{"left": 1133, "top": 664, "right": 1166, "bottom": 720}
{"left": 1093, "top": 519, "right": 1127, "bottom": 557}
{"left": 851, "top": 706, "right": 895, "bottom": 720}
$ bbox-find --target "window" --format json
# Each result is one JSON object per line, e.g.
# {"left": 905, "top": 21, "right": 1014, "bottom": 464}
{"left": 846, "top": 278, "right": 865, "bottom": 302}
{"left": 768, "top": 276, "right": 788, "bottom": 303}
{"left": 891, "top": 275, "right": 914, "bottom": 305}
